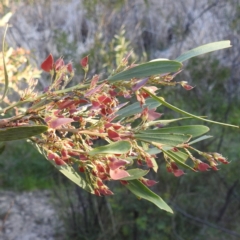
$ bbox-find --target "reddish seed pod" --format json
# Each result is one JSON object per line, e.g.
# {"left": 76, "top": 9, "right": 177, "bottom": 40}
{"left": 80, "top": 55, "right": 88, "bottom": 68}
{"left": 66, "top": 62, "right": 73, "bottom": 73}
{"left": 183, "top": 84, "right": 194, "bottom": 90}
{"left": 41, "top": 54, "right": 54, "bottom": 72}
{"left": 198, "top": 162, "right": 210, "bottom": 171}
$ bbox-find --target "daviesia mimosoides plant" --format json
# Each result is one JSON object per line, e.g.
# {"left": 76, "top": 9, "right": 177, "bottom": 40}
{"left": 0, "top": 40, "right": 238, "bottom": 213}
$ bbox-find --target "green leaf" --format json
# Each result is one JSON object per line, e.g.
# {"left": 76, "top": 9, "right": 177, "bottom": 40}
{"left": 89, "top": 141, "right": 131, "bottom": 156}
{"left": 121, "top": 169, "right": 149, "bottom": 180}
{"left": 115, "top": 98, "right": 161, "bottom": 120}
{"left": 143, "top": 88, "right": 239, "bottom": 128}
{"left": 31, "top": 142, "right": 93, "bottom": 193}
{"left": 1, "top": 25, "right": 9, "bottom": 101}
{"left": 147, "top": 117, "right": 192, "bottom": 127}
{"left": 107, "top": 60, "right": 182, "bottom": 81}
{"left": 49, "top": 161, "right": 94, "bottom": 193}
{"left": 126, "top": 179, "right": 173, "bottom": 213}
{"left": 146, "top": 147, "right": 163, "bottom": 155}
{"left": 162, "top": 149, "right": 194, "bottom": 171}
{"left": 175, "top": 41, "right": 232, "bottom": 62}
{"left": 167, "top": 150, "right": 189, "bottom": 163}
{"left": 150, "top": 157, "right": 158, "bottom": 172}
{"left": 139, "top": 125, "right": 209, "bottom": 138}
{"left": 188, "top": 135, "right": 213, "bottom": 145}
{"left": 134, "top": 133, "right": 190, "bottom": 146}
{"left": 0, "top": 125, "right": 48, "bottom": 141}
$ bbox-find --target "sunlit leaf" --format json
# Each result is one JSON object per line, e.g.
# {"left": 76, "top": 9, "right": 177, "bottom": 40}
{"left": 146, "top": 147, "right": 163, "bottom": 155}
{"left": 121, "top": 169, "right": 149, "bottom": 180}
{"left": 139, "top": 125, "right": 209, "bottom": 138}
{"left": 175, "top": 41, "right": 232, "bottom": 62}
{"left": 134, "top": 133, "right": 190, "bottom": 146}
{"left": 126, "top": 179, "right": 173, "bottom": 213}
{"left": 147, "top": 117, "right": 192, "bottom": 127}
{"left": 0, "top": 125, "right": 48, "bottom": 141}
{"left": 115, "top": 98, "right": 160, "bottom": 120}
{"left": 89, "top": 141, "right": 131, "bottom": 155}
{"left": 150, "top": 157, "right": 158, "bottom": 172}
{"left": 108, "top": 60, "right": 182, "bottom": 81}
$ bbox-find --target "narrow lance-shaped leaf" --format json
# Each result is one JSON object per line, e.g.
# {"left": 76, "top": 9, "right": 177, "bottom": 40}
{"left": 1, "top": 24, "right": 9, "bottom": 101}
{"left": 49, "top": 162, "right": 94, "bottom": 193}
{"left": 134, "top": 133, "right": 191, "bottom": 146}
{"left": 0, "top": 125, "right": 48, "bottom": 142}
{"left": 33, "top": 143, "right": 94, "bottom": 193}
{"left": 107, "top": 60, "right": 182, "bottom": 81}
{"left": 115, "top": 98, "right": 160, "bottom": 120}
{"left": 89, "top": 141, "right": 131, "bottom": 156}
{"left": 139, "top": 125, "right": 209, "bottom": 138}
{"left": 125, "top": 179, "right": 173, "bottom": 213}
{"left": 175, "top": 41, "right": 232, "bottom": 62}
{"left": 147, "top": 117, "right": 193, "bottom": 127}
{"left": 188, "top": 135, "right": 213, "bottom": 145}
{"left": 143, "top": 88, "right": 239, "bottom": 128}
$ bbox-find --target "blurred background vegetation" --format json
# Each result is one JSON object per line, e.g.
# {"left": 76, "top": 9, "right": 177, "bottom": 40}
{"left": 0, "top": 0, "right": 240, "bottom": 239}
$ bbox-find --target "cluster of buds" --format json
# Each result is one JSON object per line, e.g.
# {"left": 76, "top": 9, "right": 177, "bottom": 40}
{"left": 163, "top": 145, "right": 229, "bottom": 177}
{"left": 200, "top": 152, "right": 229, "bottom": 171}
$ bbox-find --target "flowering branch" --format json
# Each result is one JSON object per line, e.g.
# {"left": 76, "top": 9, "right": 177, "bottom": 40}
{"left": 0, "top": 40, "right": 237, "bottom": 213}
